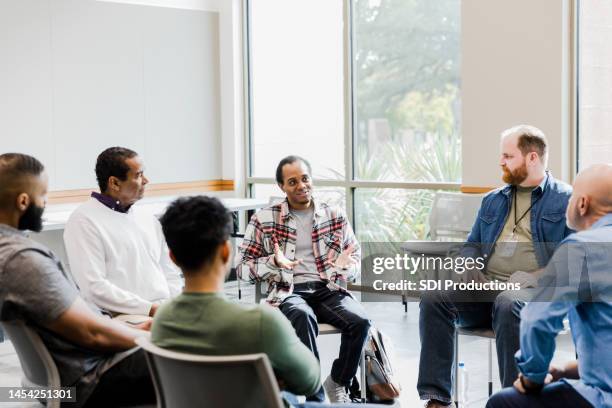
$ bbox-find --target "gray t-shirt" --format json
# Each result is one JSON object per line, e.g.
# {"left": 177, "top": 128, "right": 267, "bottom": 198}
{"left": 0, "top": 224, "right": 114, "bottom": 406}
{"left": 291, "top": 207, "right": 322, "bottom": 284}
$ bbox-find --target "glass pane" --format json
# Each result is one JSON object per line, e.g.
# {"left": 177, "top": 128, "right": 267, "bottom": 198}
{"left": 251, "top": 184, "right": 347, "bottom": 211}
{"left": 355, "top": 188, "right": 438, "bottom": 242}
{"left": 249, "top": 0, "right": 345, "bottom": 180}
{"left": 353, "top": 0, "right": 461, "bottom": 182}
{"left": 578, "top": 1, "right": 612, "bottom": 170}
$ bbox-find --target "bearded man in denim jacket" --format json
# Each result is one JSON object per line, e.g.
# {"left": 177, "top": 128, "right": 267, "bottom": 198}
{"left": 418, "top": 125, "right": 573, "bottom": 408}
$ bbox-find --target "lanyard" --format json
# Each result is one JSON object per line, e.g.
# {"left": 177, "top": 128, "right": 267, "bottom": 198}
{"left": 512, "top": 186, "right": 542, "bottom": 234}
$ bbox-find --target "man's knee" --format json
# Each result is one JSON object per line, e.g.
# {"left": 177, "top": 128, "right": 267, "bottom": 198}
{"left": 492, "top": 291, "right": 523, "bottom": 326}
{"left": 486, "top": 387, "right": 522, "bottom": 408}
{"left": 354, "top": 316, "right": 371, "bottom": 337}
{"left": 419, "top": 289, "right": 444, "bottom": 310}
{"left": 485, "top": 392, "right": 504, "bottom": 408}
{"left": 280, "top": 299, "right": 317, "bottom": 325}
{"left": 419, "top": 290, "right": 452, "bottom": 320}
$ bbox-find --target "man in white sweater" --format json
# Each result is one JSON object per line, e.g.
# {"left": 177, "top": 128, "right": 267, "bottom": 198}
{"left": 64, "top": 147, "right": 183, "bottom": 317}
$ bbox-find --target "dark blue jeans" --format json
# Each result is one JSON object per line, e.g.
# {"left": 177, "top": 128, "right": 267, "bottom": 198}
{"left": 418, "top": 290, "right": 527, "bottom": 404}
{"left": 486, "top": 381, "right": 593, "bottom": 408}
{"left": 279, "top": 282, "right": 371, "bottom": 402}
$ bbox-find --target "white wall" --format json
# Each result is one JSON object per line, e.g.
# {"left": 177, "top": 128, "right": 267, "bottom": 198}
{"left": 101, "top": 0, "right": 246, "bottom": 196}
{"left": 1, "top": 0, "right": 575, "bottom": 193}
{"left": 461, "top": 0, "right": 572, "bottom": 188}
{"left": 0, "top": 0, "right": 245, "bottom": 195}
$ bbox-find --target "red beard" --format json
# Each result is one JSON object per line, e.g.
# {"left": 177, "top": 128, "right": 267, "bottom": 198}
{"left": 502, "top": 162, "right": 528, "bottom": 185}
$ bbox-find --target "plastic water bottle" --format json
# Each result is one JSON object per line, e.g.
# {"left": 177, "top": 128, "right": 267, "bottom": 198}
{"left": 457, "top": 362, "right": 469, "bottom": 406}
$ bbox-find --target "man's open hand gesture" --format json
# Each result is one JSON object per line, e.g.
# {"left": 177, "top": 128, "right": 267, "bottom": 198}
{"left": 326, "top": 245, "right": 357, "bottom": 270}
{"left": 274, "top": 242, "right": 302, "bottom": 270}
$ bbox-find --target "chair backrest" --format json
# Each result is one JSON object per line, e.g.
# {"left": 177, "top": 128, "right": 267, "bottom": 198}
{"left": 136, "top": 337, "right": 284, "bottom": 408}
{"left": 428, "top": 192, "right": 485, "bottom": 241}
{"left": 1, "top": 320, "right": 61, "bottom": 408}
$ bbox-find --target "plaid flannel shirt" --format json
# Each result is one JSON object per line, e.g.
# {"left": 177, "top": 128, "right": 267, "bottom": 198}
{"left": 236, "top": 198, "right": 361, "bottom": 306}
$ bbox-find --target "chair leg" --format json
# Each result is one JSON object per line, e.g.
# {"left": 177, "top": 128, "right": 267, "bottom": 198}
{"left": 360, "top": 350, "right": 366, "bottom": 403}
{"left": 255, "top": 281, "right": 262, "bottom": 304}
{"left": 401, "top": 268, "right": 407, "bottom": 313}
{"left": 488, "top": 338, "right": 493, "bottom": 396}
{"left": 454, "top": 330, "right": 459, "bottom": 408}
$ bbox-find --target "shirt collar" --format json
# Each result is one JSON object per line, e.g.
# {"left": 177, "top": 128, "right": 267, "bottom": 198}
{"left": 501, "top": 171, "right": 550, "bottom": 196}
{"left": 0, "top": 224, "right": 26, "bottom": 237}
{"left": 280, "top": 197, "right": 324, "bottom": 220}
{"left": 534, "top": 171, "right": 549, "bottom": 193}
{"left": 91, "top": 192, "right": 130, "bottom": 213}
{"left": 591, "top": 213, "right": 612, "bottom": 229}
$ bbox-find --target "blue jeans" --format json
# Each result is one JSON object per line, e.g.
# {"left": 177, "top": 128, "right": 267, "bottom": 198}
{"left": 279, "top": 282, "right": 371, "bottom": 402}
{"left": 486, "top": 381, "right": 593, "bottom": 408}
{"left": 417, "top": 290, "right": 526, "bottom": 404}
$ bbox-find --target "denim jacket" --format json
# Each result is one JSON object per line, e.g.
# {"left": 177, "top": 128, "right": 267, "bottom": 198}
{"left": 463, "top": 172, "right": 573, "bottom": 268}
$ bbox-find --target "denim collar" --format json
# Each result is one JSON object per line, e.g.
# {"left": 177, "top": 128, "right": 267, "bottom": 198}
{"left": 501, "top": 171, "right": 550, "bottom": 197}
{"left": 591, "top": 213, "right": 612, "bottom": 229}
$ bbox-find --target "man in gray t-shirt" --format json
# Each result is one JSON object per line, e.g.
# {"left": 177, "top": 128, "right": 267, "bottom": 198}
{"left": 0, "top": 153, "right": 155, "bottom": 407}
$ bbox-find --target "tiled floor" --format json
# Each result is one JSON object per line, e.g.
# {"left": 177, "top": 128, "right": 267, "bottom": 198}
{"left": 0, "top": 282, "right": 576, "bottom": 408}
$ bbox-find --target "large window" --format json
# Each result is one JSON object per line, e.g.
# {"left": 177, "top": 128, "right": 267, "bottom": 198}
{"left": 353, "top": 0, "right": 461, "bottom": 183}
{"left": 248, "top": 0, "right": 345, "bottom": 180}
{"left": 577, "top": 1, "right": 612, "bottom": 170}
{"left": 246, "top": 0, "right": 461, "bottom": 241}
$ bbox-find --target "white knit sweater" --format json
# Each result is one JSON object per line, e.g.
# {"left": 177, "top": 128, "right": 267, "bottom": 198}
{"left": 64, "top": 198, "right": 183, "bottom": 315}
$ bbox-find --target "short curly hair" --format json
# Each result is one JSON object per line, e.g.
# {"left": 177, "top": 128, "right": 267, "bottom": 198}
{"left": 160, "top": 196, "right": 232, "bottom": 271}
{"left": 275, "top": 155, "right": 312, "bottom": 184}
{"left": 95, "top": 147, "right": 138, "bottom": 193}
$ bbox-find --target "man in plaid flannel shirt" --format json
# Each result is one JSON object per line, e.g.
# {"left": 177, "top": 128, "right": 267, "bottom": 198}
{"left": 237, "top": 155, "right": 371, "bottom": 403}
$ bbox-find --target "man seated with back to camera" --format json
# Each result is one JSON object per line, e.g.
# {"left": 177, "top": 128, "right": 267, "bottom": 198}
{"left": 0, "top": 153, "right": 155, "bottom": 407}
{"left": 485, "top": 164, "right": 612, "bottom": 408}
{"left": 151, "top": 195, "right": 379, "bottom": 407}
{"left": 418, "top": 125, "right": 574, "bottom": 408}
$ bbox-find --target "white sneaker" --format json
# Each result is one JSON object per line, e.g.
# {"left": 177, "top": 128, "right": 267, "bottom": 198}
{"left": 323, "top": 375, "right": 351, "bottom": 403}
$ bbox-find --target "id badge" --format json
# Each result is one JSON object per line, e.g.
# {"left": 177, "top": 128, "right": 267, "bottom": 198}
{"left": 497, "top": 234, "right": 518, "bottom": 257}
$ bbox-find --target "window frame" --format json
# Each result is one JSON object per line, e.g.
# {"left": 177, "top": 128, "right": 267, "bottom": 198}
{"left": 574, "top": 0, "right": 580, "bottom": 177}
{"left": 242, "top": 0, "right": 461, "bottom": 230}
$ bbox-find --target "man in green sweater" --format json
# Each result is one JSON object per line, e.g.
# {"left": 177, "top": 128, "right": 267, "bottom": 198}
{"left": 151, "top": 196, "right": 376, "bottom": 406}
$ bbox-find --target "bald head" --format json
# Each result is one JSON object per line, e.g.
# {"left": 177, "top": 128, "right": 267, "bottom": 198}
{"left": 566, "top": 164, "right": 612, "bottom": 231}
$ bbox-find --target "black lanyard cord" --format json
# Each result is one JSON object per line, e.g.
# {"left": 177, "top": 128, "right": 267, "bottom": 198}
{"left": 512, "top": 186, "right": 542, "bottom": 234}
